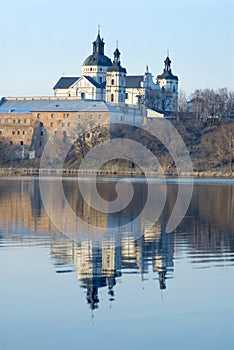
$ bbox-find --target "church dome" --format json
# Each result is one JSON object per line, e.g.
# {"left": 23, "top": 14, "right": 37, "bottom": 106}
{"left": 82, "top": 31, "right": 112, "bottom": 67}
{"left": 83, "top": 54, "right": 112, "bottom": 67}
{"left": 157, "top": 55, "right": 178, "bottom": 81}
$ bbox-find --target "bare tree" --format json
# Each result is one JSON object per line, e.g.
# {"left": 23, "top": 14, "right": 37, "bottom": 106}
{"left": 189, "top": 88, "right": 234, "bottom": 119}
{"left": 178, "top": 89, "right": 188, "bottom": 112}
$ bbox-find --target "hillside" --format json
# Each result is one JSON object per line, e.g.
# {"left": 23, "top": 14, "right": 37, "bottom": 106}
{"left": 0, "top": 119, "right": 233, "bottom": 176}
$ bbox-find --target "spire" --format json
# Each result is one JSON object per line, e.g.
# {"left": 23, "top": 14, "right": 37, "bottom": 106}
{"left": 92, "top": 28, "right": 105, "bottom": 55}
{"left": 106, "top": 42, "right": 126, "bottom": 73}
{"left": 113, "top": 43, "right": 121, "bottom": 64}
{"left": 164, "top": 52, "right": 171, "bottom": 72}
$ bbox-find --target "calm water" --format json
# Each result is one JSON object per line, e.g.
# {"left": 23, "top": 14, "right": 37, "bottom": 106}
{"left": 0, "top": 177, "right": 233, "bottom": 350}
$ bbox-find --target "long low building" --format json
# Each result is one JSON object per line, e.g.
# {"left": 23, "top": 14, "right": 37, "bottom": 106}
{"left": 0, "top": 97, "right": 145, "bottom": 157}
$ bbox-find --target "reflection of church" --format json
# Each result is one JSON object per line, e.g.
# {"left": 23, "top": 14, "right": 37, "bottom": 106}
{"left": 53, "top": 30, "right": 179, "bottom": 113}
{"left": 49, "top": 222, "right": 174, "bottom": 310}
{"left": 0, "top": 178, "right": 175, "bottom": 311}
{"left": 75, "top": 242, "right": 122, "bottom": 310}
{"left": 1, "top": 177, "right": 233, "bottom": 311}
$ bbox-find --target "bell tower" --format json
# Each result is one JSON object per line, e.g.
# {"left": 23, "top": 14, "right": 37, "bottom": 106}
{"left": 105, "top": 43, "right": 127, "bottom": 104}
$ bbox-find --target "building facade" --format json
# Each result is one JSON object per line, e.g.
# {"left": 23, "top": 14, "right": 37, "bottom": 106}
{"left": 53, "top": 31, "right": 179, "bottom": 113}
{"left": 0, "top": 97, "right": 144, "bottom": 156}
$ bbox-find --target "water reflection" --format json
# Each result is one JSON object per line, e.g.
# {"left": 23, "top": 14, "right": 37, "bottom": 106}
{"left": 0, "top": 177, "right": 233, "bottom": 311}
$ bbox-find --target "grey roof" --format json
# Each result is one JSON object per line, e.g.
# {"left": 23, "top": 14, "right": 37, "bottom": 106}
{"left": 83, "top": 54, "right": 112, "bottom": 67}
{"left": 84, "top": 76, "right": 106, "bottom": 88}
{"left": 53, "top": 77, "right": 79, "bottom": 90}
{"left": 157, "top": 70, "right": 178, "bottom": 81}
{"left": 126, "top": 76, "right": 144, "bottom": 88}
{"left": 107, "top": 63, "right": 126, "bottom": 73}
{"left": 0, "top": 98, "right": 118, "bottom": 113}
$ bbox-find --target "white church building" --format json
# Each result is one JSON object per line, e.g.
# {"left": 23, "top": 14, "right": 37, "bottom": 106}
{"left": 53, "top": 30, "right": 179, "bottom": 113}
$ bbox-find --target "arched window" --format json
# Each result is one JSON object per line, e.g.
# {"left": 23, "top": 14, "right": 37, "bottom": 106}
{"left": 111, "top": 94, "right": 114, "bottom": 102}
{"left": 81, "top": 92, "right": 85, "bottom": 99}
{"left": 111, "top": 79, "right": 114, "bottom": 85}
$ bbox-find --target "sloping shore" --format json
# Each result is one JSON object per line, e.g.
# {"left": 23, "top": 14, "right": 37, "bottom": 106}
{"left": 0, "top": 167, "right": 233, "bottom": 178}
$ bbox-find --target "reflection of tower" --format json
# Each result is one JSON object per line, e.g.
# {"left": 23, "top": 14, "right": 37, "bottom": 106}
{"left": 75, "top": 238, "right": 121, "bottom": 310}
{"left": 145, "top": 223, "right": 174, "bottom": 290}
{"left": 155, "top": 229, "right": 174, "bottom": 290}
{"left": 86, "top": 282, "right": 102, "bottom": 310}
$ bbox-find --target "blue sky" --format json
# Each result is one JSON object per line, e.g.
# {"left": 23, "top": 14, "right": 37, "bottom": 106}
{"left": 0, "top": 0, "right": 233, "bottom": 98}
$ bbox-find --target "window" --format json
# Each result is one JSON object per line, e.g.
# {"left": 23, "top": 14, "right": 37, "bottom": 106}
{"left": 22, "top": 131, "right": 25, "bottom": 135}
{"left": 86, "top": 133, "right": 90, "bottom": 138}
{"left": 111, "top": 79, "right": 115, "bottom": 85}
{"left": 67, "top": 122, "right": 70, "bottom": 127}
{"left": 50, "top": 122, "right": 54, "bottom": 127}
{"left": 125, "top": 93, "right": 128, "bottom": 99}
{"left": 81, "top": 92, "right": 85, "bottom": 99}
{"left": 90, "top": 115, "right": 93, "bottom": 119}
{"left": 13, "top": 119, "right": 16, "bottom": 124}
{"left": 111, "top": 94, "right": 114, "bottom": 102}
{"left": 51, "top": 114, "right": 54, "bottom": 118}
{"left": 18, "top": 119, "right": 21, "bottom": 124}
{"left": 99, "top": 114, "right": 102, "bottom": 119}
{"left": 99, "top": 77, "right": 102, "bottom": 83}
{"left": 90, "top": 68, "right": 92, "bottom": 71}
{"left": 17, "top": 131, "right": 20, "bottom": 135}
{"left": 0, "top": 130, "right": 2, "bottom": 135}
{"left": 10, "top": 141, "right": 13, "bottom": 145}
{"left": 12, "top": 131, "right": 15, "bottom": 135}
{"left": 100, "top": 68, "right": 102, "bottom": 71}
{"left": 78, "top": 115, "right": 81, "bottom": 119}
{"left": 20, "top": 141, "right": 24, "bottom": 146}
{"left": 63, "top": 131, "right": 67, "bottom": 136}
{"left": 37, "top": 113, "right": 40, "bottom": 119}
{"left": 24, "top": 119, "right": 27, "bottom": 123}
{"left": 41, "top": 131, "right": 44, "bottom": 136}
{"left": 62, "top": 123, "right": 65, "bottom": 127}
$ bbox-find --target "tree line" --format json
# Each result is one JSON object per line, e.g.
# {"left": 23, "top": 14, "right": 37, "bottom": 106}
{"left": 178, "top": 88, "right": 234, "bottom": 118}
{"left": 178, "top": 87, "right": 234, "bottom": 118}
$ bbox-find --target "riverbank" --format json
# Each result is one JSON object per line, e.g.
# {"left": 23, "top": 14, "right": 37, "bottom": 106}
{"left": 0, "top": 167, "right": 233, "bottom": 178}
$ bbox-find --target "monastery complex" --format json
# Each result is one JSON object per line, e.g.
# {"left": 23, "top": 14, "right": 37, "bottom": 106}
{"left": 0, "top": 30, "right": 179, "bottom": 157}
